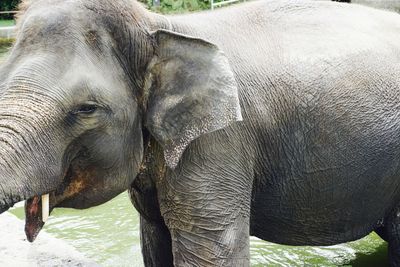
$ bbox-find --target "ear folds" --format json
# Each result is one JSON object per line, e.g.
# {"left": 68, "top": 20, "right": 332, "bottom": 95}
{"left": 144, "top": 30, "right": 242, "bottom": 169}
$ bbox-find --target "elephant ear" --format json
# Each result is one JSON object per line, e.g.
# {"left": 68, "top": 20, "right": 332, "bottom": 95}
{"left": 144, "top": 30, "right": 242, "bottom": 169}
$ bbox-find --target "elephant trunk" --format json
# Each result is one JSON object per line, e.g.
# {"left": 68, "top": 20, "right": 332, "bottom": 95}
{"left": 0, "top": 76, "right": 64, "bottom": 216}
{"left": 0, "top": 110, "right": 59, "bottom": 215}
{"left": 0, "top": 122, "right": 38, "bottom": 214}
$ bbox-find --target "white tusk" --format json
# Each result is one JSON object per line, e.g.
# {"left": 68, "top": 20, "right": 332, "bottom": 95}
{"left": 41, "top": 194, "right": 49, "bottom": 223}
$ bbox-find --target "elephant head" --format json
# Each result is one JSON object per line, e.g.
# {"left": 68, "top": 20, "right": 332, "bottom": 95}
{"left": 0, "top": 0, "right": 241, "bottom": 241}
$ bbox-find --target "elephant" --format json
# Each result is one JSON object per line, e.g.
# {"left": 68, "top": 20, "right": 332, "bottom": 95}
{"left": 1, "top": 0, "right": 400, "bottom": 266}
{"left": 351, "top": 0, "right": 400, "bottom": 11}
{"left": 331, "top": 0, "right": 400, "bottom": 11}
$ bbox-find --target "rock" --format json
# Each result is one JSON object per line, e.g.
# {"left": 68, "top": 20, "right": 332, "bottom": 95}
{"left": 0, "top": 212, "right": 99, "bottom": 267}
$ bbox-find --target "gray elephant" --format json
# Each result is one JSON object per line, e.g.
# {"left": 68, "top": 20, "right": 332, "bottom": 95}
{"left": 331, "top": 0, "right": 400, "bottom": 11}
{"left": 352, "top": 0, "right": 400, "bottom": 12}
{"left": 1, "top": 0, "right": 400, "bottom": 266}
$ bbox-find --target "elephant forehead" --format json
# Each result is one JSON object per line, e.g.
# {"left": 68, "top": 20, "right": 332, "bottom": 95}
{"left": 18, "top": 1, "right": 102, "bottom": 50}
{"left": 20, "top": 7, "right": 74, "bottom": 40}
{"left": 59, "top": 58, "right": 128, "bottom": 98}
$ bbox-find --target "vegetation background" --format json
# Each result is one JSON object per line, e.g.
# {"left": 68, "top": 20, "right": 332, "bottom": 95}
{"left": 0, "top": 0, "right": 213, "bottom": 45}
{"left": 0, "top": 0, "right": 211, "bottom": 16}
{"left": 0, "top": 0, "right": 19, "bottom": 19}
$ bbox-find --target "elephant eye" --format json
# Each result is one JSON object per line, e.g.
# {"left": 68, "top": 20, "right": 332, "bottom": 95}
{"left": 72, "top": 104, "right": 98, "bottom": 115}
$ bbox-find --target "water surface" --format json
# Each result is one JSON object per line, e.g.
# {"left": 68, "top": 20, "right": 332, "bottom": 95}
{"left": 8, "top": 193, "right": 389, "bottom": 267}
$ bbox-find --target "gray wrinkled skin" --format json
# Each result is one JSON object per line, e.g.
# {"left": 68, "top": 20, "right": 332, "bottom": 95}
{"left": 1, "top": 0, "right": 400, "bottom": 266}
{"left": 352, "top": 0, "right": 400, "bottom": 11}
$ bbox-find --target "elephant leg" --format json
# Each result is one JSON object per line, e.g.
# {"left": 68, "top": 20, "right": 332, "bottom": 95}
{"left": 158, "top": 162, "right": 252, "bottom": 266}
{"left": 130, "top": 185, "right": 174, "bottom": 267}
{"left": 140, "top": 215, "right": 173, "bottom": 267}
{"left": 129, "top": 142, "right": 174, "bottom": 267}
{"left": 167, "top": 214, "right": 250, "bottom": 267}
{"left": 381, "top": 206, "right": 400, "bottom": 267}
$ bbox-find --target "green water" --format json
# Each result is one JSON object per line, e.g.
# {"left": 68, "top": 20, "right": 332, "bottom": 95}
{"left": 0, "top": 49, "right": 390, "bottom": 266}
{"left": 8, "top": 193, "right": 389, "bottom": 267}
{"left": 0, "top": 20, "right": 15, "bottom": 27}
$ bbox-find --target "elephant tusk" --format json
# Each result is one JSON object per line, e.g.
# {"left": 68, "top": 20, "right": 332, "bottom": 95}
{"left": 41, "top": 194, "right": 49, "bottom": 223}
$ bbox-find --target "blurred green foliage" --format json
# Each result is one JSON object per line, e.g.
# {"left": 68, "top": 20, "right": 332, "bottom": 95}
{"left": 141, "top": 0, "right": 210, "bottom": 13}
{"left": 0, "top": 0, "right": 212, "bottom": 17}
{"left": 0, "top": 0, "right": 19, "bottom": 19}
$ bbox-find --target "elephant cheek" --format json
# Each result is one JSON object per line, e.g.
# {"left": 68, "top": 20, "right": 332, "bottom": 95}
{"left": 54, "top": 165, "right": 99, "bottom": 206}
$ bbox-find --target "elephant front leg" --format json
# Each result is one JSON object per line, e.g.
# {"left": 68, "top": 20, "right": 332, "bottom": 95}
{"left": 140, "top": 215, "right": 174, "bottom": 267}
{"left": 158, "top": 172, "right": 252, "bottom": 266}
{"left": 168, "top": 214, "right": 250, "bottom": 266}
{"left": 129, "top": 153, "right": 174, "bottom": 267}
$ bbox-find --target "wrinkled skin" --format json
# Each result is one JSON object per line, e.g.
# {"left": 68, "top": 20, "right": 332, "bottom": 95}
{"left": 2, "top": 0, "right": 400, "bottom": 266}
{"left": 328, "top": 0, "right": 400, "bottom": 11}
{"left": 351, "top": 0, "right": 400, "bottom": 11}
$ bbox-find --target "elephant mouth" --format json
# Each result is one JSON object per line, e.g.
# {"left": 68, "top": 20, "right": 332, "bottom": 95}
{"left": 24, "top": 160, "right": 97, "bottom": 242}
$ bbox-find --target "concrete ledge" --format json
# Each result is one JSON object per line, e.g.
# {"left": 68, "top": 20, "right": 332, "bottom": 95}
{"left": 0, "top": 26, "right": 16, "bottom": 39}
{"left": 0, "top": 212, "right": 99, "bottom": 267}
